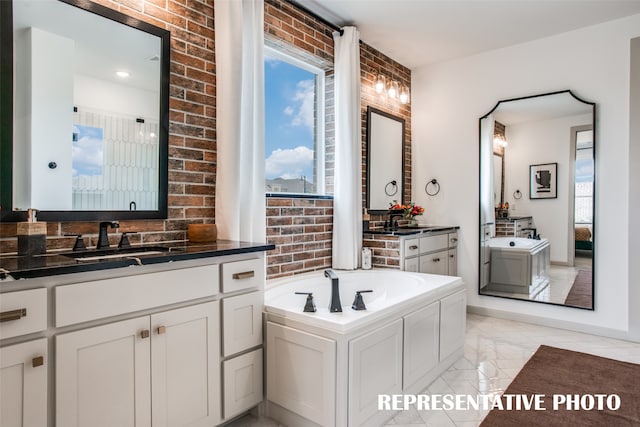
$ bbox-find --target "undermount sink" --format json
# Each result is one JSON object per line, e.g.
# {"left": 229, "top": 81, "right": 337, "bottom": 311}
{"left": 61, "top": 246, "right": 173, "bottom": 262}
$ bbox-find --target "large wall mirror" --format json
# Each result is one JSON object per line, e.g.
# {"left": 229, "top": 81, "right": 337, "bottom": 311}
{"left": 479, "top": 90, "right": 595, "bottom": 310}
{"left": 366, "top": 106, "right": 406, "bottom": 214}
{"left": 0, "top": 0, "right": 169, "bottom": 222}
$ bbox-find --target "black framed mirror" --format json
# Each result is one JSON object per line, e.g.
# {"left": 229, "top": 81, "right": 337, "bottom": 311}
{"left": 366, "top": 106, "right": 406, "bottom": 214}
{"left": 479, "top": 90, "right": 595, "bottom": 310}
{"left": 0, "top": 0, "right": 169, "bottom": 222}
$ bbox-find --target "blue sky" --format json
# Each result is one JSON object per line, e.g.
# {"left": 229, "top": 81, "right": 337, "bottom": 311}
{"left": 72, "top": 125, "right": 103, "bottom": 177}
{"left": 264, "top": 55, "right": 315, "bottom": 180}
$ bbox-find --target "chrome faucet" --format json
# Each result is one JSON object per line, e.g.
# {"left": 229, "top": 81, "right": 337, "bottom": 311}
{"left": 97, "top": 221, "right": 119, "bottom": 249}
{"left": 325, "top": 269, "right": 342, "bottom": 312}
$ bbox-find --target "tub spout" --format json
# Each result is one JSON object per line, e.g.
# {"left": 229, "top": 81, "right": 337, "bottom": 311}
{"left": 325, "top": 269, "right": 342, "bottom": 312}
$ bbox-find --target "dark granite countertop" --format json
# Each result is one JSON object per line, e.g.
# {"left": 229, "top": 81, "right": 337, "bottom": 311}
{"left": 364, "top": 225, "right": 459, "bottom": 236}
{"left": 0, "top": 240, "right": 275, "bottom": 280}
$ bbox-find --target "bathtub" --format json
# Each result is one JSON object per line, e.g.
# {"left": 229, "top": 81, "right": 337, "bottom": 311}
{"left": 264, "top": 269, "right": 466, "bottom": 427}
{"left": 487, "top": 237, "right": 550, "bottom": 294}
{"left": 265, "top": 269, "right": 463, "bottom": 332}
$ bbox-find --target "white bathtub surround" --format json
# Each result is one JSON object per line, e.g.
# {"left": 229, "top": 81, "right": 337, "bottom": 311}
{"left": 332, "top": 26, "right": 363, "bottom": 269}
{"left": 264, "top": 269, "right": 466, "bottom": 427}
{"left": 214, "top": 0, "right": 266, "bottom": 242}
{"left": 486, "top": 237, "right": 550, "bottom": 296}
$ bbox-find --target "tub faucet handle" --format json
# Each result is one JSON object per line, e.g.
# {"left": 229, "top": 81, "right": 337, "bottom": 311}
{"left": 352, "top": 290, "right": 373, "bottom": 311}
{"left": 295, "top": 292, "right": 316, "bottom": 312}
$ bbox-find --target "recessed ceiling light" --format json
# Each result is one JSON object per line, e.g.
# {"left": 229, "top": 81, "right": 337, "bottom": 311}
{"left": 116, "top": 70, "right": 130, "bottom": 78}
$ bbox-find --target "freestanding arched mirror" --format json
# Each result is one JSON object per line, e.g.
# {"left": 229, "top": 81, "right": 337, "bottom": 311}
{"left": 479, "top": 90, "right": 595, "bottom": 310}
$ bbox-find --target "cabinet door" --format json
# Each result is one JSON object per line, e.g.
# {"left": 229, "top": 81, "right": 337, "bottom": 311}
{"left": 349, "top": 318, "right": 403, "bottom": 427}
{"left": 266, "top": 321, "right": 336, "bottom": 427}
{"left": 0, "top": 338, "right": 47, "bottom": 427}
{"left": 222, "top": 291, "right": 262, "bottom": 357}
{"left": 403, "top": 302, "right": 439, "bottom": 389}
{"left": 448, "top": 248, "right": 457, "bottom": 276}
{"left": 57, "top": 317, "right": 151, "bottom": 427}
{"left": 151, "top": 301, "right": 220, "bottom": 427}
{"left": 419, "top": 249, "right": 448, "bottom": 275}
{"left": 440, "top": 290, "right": 466, "bottom": 361}
{"left": 223, "top": 348, "right": 263, "bottom": 420}
{"left": 404, "top": 256, "right": 419, "bottom": 272}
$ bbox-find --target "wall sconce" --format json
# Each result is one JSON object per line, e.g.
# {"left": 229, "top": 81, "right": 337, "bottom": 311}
{"left": 373, "top": 73, "right": 410, "bottom": 104}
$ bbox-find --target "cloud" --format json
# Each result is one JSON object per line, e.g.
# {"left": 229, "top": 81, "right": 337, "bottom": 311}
{"left": 283, "top": 106, "right": 294, "bottom": 116}
{"left": 265, "top": 146, "right": 313, "bottom": 179}
{"left": 72, "top": 125, "right": 103, "bottom": 177}
{"left": 287, "top": 79, "right": 315, "bottom": 131}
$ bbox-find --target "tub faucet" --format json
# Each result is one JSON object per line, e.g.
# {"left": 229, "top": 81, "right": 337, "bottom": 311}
{"left": 325, "top": 269, "right": 342, "bottom": 312}
{"left": 97, "top": 221, "right": 119, "bottom": 249}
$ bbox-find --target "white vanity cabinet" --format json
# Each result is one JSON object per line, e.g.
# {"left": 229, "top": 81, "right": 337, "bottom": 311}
{"left": 0, "top": 247, "right": 270, "bottom": 427}
{"left": 403, "top": 231, "right": 458, "bottom": 275}
{"left": 56, "top": 301, "right": 220, "bottom": 427}
{"left": 0, "top": 338, "right": 48, "bottom": 427}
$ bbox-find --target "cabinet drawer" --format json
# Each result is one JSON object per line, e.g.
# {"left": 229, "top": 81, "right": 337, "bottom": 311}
{"left": 0, "top": 288, "right": 47, "bottom": 340}
{"left": 221, "top": 258, "right": 264, "bottom": 293}
{"left": 403, "top": 238, "right": 420, "bottom": 258}
{"left": 223, "top": 348, "right": 263, "bottom": 420}
{"left": 55, "top": 264, "right": 219, "bottom": 327}
{"left": 420, "top": 234, "right": 448, "bottom": 254}
{"left": 222, "top": 291, "right": 262, "bottom": 357}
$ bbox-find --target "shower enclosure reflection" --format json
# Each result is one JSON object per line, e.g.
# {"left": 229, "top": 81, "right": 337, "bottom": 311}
{"left": 479, "top": 90, "right": 595, "bottom": 309}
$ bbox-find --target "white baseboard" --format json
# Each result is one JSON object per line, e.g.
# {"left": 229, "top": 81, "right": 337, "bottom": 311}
{"left": 467, "top": 305, "right": 635, "bottom": 342}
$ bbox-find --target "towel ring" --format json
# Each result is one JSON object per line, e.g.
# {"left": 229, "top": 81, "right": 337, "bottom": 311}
{"left": 425, "top": 178, "right": 441, "bottom": 196}
{"left": 513, "top": 189, "right": 522, "bottom": 200}
{"left": 385, "top": 180, "right": 398, "bottom": 196}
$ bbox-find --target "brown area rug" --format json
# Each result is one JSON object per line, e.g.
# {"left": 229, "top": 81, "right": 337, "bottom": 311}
{"left": 563, "top": 269, "right": 593, "bottom": 308}
{"left": 480, "top": 345, "right": 640, "bottom": 426}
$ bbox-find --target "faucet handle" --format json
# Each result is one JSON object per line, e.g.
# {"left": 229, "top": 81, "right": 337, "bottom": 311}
{"left": 352, "top": 290, "right": 373, "bottom": 311}
{"left": 295, "top": 292, "right": 317, "bottom": 312}
{"left": 118, "top": 231, "right": 137, "bottom": 249}
{"left": 65, "top": 234, "right": 87, "bottom": 251}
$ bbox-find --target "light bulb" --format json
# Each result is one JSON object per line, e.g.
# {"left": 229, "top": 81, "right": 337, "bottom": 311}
{"left": 399, "top": 85, "right": 410, "bottom": 104}
{"left": 374, "top": 74, "right": 386, "bottom": 94}
{"left": 388, "top": 80, "right": 399, "bottom": 99}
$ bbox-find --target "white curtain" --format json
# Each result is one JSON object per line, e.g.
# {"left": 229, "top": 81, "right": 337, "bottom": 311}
{"left": 332, "top": 27, "right": 362, "bottom": 269}
{"left": 480, "top": 114, "right": 496, "bottom": 235}
{"left": 214, "top": 0, "right": 265, "bottom": 242}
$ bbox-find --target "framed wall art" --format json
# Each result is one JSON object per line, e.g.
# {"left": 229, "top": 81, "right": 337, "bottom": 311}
{"left": 530, "top": 162, "right": 558, "bottom": 199}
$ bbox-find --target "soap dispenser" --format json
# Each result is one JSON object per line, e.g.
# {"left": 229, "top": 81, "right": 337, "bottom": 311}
{"left": 362, "top": 247, "right": 372, "bottom": 270}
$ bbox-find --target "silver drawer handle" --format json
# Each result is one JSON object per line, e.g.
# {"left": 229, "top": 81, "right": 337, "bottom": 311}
{"left": 409, "top": 245, "right": 419, "bottom": 250}
{"left": 433, "top": 258, "right": 440, "bottom": 262}
{"left": 450, "top": 238, "right": 458, "bottom": 243}
{"left": 0, "top": 308, "right": 27, "bottom": 322}
{"left": 232, "top": 271, "right": 255, "bottom": 280}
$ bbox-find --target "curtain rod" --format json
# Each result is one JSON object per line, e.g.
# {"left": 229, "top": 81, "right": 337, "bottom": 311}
{"left": 285, "top": 0, "right": 364, "bottom": 41}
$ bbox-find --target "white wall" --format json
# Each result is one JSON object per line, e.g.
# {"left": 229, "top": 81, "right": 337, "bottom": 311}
{"left": 412, "top": 14, "right": 640, "bottom": 336}
{"left": 629, "top": 37, "right": 640, "bottom": 340}
{"left": 504, "top": 113, "right": 591, "bottom": 263}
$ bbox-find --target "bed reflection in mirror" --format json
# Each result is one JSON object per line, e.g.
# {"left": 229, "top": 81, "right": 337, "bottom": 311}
{"left": 479, "top": 90, "right": 595, "bottom": 310}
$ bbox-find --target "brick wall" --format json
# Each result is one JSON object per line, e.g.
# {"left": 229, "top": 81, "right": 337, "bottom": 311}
{"left": 0, "top": 0, "right": 216, "bottom": 254}
{"left": 2, "top": 0, "right": 412, "bottom": 280}
{"left": 266, "top": 197, "right": 333, "bottom": 278}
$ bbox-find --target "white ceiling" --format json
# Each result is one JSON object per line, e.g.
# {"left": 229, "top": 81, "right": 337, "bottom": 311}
{"left": 296, "top": 0, "right": 640, "bottom": 69}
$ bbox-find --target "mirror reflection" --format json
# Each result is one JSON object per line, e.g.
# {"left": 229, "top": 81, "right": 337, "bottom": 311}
{"left": 366, "top": 107, "right": 405, "bottom": 213}
{"left": 1, "top": 0, "right": 169, "bottom": 221}
{"left": 479, "top": 90, "right": 595, "bottom": 309}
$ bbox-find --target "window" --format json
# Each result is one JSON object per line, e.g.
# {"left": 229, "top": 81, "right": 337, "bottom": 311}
{"left": 575, "top": 130, "right": 593, "bottom": 224}
{"left": 264, "top": 47, "right": 326, "bottom": 195}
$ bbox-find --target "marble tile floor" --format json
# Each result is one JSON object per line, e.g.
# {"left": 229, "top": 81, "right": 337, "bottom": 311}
{"left": 229, "top": 313, "right": 640, "bottom": 427}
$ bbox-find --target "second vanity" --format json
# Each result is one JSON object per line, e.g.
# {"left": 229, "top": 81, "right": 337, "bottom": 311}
{"left": 363, "top": 226, "right": 459, "bottom": 275}
{"left": 0, "top": 241, "right": 273, "bottom": 427}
